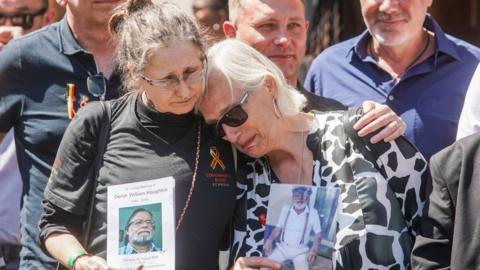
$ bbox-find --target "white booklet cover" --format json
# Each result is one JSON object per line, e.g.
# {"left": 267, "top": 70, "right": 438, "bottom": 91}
{"left": 107, "top": 177, "right": 175, "bottom": 270}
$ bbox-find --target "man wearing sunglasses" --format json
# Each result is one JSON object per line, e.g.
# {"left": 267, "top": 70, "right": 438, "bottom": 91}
{"left": 0, "top": 0, "right": 122, "bottom": 269}
{"left": 224, "top": 0, "right": 406, "bottom": 144}
{"left": 0, "top": 0, "right": 56, "bottom": 49}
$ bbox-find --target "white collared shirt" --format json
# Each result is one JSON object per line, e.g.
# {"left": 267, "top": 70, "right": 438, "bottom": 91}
{"left": 276, "top": 205, "right": 321, "bottom": 245}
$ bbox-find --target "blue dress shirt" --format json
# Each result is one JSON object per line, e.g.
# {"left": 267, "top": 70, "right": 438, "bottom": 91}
{"left": 304, "top": 16, "right": 480, "bottom": 160}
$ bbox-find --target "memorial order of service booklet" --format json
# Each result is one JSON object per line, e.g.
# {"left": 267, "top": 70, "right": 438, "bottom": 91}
{"left": 107, "top": 177, "right": 175, "bottom": 270}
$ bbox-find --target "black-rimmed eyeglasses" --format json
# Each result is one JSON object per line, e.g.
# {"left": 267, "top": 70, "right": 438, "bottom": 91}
{"left": 215, "top": 91, "right": 250, "bottom": 138}
{"left": 128, "top": 219, "right": 155, "bottom": 227}
{"left": 87, "top": 72, "right": 107, "bottom": 100}
{"left": 0, "top": 5, "right": 48, "bottom": 30}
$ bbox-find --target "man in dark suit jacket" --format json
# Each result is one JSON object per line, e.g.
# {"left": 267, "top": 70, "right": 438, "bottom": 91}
{"left": 412, "top": 133, "right": 480, "bottom": 269}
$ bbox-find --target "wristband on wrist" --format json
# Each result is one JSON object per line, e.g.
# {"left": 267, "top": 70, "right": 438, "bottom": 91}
{"left": 0, "top": 257, "right": 6, "bottom": 268}
{"left": 67, "top": 251, "right": 91, "bottom": 269}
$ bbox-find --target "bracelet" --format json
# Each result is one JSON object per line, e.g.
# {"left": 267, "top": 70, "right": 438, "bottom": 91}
{"left": 67, "top": 251, "right": 91, "bottom": 269}
{"left": 0, "top": 257, "right": 5, "bottom": 267}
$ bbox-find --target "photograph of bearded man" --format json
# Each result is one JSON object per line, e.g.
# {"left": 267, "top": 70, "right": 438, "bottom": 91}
{"left": 119, "top": 207, "right": 162, "bottom": 255}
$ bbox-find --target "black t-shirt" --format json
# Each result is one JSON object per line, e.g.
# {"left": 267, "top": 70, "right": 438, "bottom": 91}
{"left": 40, "top": 93, "right": 237, "bottom": 270}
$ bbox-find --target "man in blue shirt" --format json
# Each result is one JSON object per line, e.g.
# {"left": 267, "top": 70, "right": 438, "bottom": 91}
{"left": 0, "top": 0, "right": 121, "bottom": 268}
{"left": 305, "top": 0, "right": 480, "bottom": 160}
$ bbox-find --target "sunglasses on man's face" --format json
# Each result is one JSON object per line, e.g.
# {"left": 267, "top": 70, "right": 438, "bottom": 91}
{"left": 0, "top": 5, "right": 48, "bottom": 30}
{"left": 215, "top": 91, "right": 250, "bottom": 138}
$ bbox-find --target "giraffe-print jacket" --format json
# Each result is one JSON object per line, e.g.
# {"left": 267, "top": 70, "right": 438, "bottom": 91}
{"left": 230, "top": 108, "right": 429, "bottom": 270}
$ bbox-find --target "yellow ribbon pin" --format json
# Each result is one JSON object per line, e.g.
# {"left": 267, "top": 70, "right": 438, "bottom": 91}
{"left": 210, "top": 146, "right": 226, "bottom": 171}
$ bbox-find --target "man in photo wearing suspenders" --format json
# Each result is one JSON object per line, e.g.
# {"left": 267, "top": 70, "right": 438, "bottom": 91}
{"left": 264, "top": 187, "right": 322, "bottom": 270}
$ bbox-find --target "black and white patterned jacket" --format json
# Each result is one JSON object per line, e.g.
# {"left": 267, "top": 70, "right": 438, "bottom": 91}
{"left": 230, "top": 108, "right": 429, "bottom": 270}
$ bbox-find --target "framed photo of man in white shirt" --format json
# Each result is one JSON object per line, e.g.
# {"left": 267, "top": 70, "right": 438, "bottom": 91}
{"left": 263, "top": 184, "right": 340, "bottom": 270}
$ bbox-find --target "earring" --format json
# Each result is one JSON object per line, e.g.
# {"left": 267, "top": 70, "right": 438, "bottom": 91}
{"left": 212, "top": 23, "right": 220, "bottom": 31}
{"left": 273, "top": 99, "right": 283, "bottom": 119}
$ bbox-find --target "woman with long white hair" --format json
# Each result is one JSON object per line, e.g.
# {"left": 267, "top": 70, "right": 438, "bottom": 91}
{"left": 199, "top": 39, "right": 428, "bottom": 270}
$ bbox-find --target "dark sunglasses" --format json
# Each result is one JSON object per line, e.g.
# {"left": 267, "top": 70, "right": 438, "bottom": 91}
{"left": 87, "top": 72, "right": 107, "bottom": 100}
{"left": 215, "top": 91, "right": 250, "bottom": 138}
{"left": 0, "top": 5, "right": 48, "bottom": 30}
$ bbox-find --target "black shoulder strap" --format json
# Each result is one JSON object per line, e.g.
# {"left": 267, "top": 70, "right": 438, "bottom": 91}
{"left": 82, "top": 101, "right": 112, "bottom": 246}
{"left": 57, "top": 101, "right": 112, "bottom": 270}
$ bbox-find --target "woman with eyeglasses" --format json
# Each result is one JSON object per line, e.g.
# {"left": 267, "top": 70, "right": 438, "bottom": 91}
{"left": 38, "top": 1, "right": 236, "bottom": 269}
{"left": 198, "top": 39, "right": 429, "bottom": 270}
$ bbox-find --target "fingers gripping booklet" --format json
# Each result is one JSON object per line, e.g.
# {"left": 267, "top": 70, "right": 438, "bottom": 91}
{"left": 107, "top": 177, "right": 175, "bottom": 270}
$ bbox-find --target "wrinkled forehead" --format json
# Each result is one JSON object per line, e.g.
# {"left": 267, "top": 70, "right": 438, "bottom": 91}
{"left": 239, "top": 0, "right": 306, "bottom": 21}
{"left": 0, "top": 0, "right": 43, "bottom": 12}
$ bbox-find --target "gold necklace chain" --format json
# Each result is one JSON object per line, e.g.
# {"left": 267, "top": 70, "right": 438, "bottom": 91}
{"left": 175, "top": 119, "right": 202, "bottom": 231}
